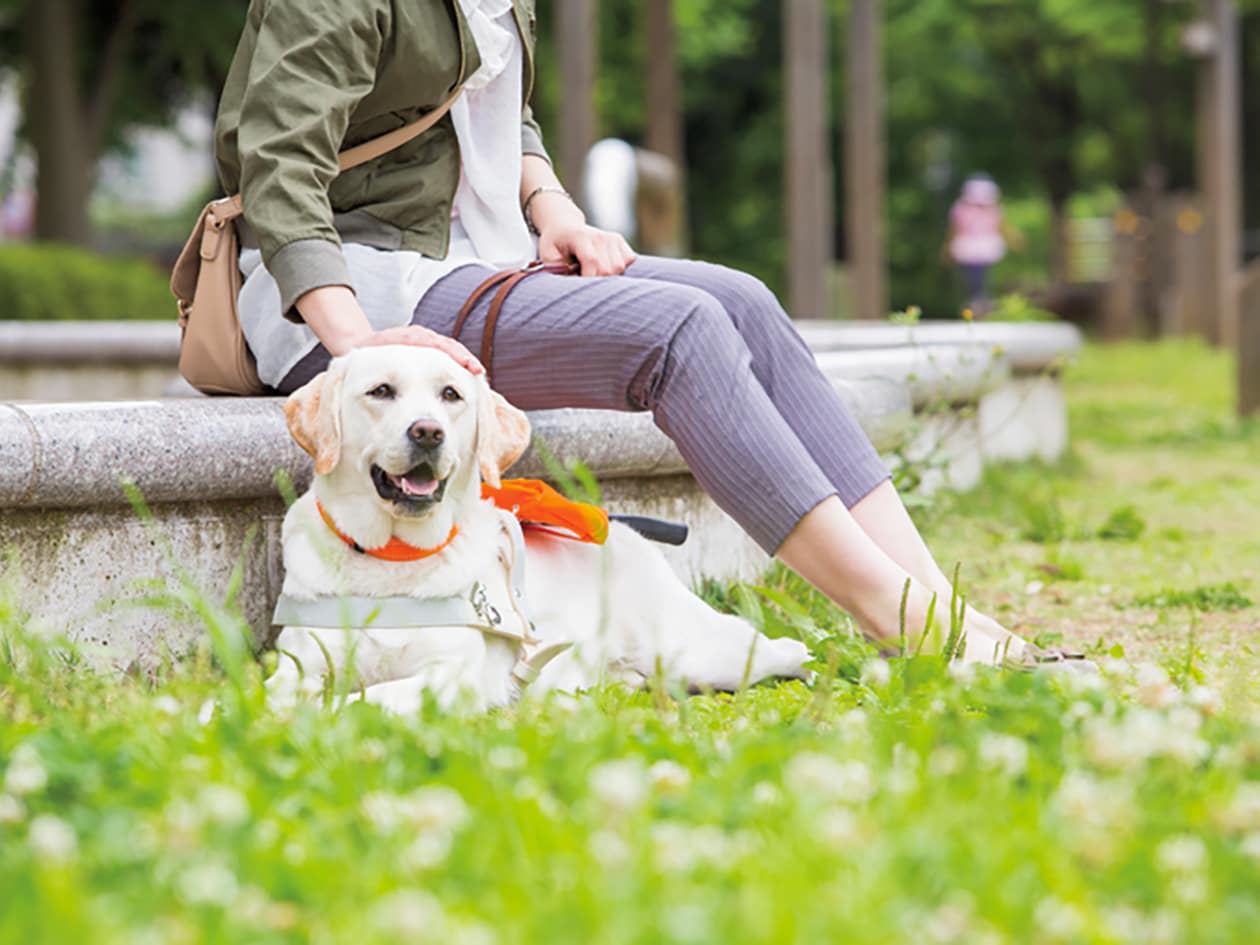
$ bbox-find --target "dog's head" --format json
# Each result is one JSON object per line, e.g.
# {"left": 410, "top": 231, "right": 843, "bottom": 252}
{"left": 284, "top": 346, "right": 530, "bottom": 518}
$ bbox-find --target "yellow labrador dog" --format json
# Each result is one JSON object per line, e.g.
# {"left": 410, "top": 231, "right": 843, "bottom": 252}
{"left": 267, "top": 345, "right": 811, "bottom": 712}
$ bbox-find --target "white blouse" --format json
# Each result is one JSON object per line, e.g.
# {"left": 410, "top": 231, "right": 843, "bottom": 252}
{"left": 238, "top": 0, "right": 536, "bottom": 387}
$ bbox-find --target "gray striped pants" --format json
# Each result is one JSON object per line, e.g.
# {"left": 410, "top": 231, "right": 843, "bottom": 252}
{"left": 281, "top": 256, "right": 888, "bottom": 553}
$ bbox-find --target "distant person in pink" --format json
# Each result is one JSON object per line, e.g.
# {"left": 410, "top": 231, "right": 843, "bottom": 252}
{"left": 946, "top": 175, "right": 1006, "bottom": 315}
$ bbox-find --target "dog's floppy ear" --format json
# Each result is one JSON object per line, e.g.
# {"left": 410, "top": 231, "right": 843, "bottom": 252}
{"left": 475, "top": 376, "right": 531, "bottom": 489}
{"left": 283, "top": 363, "right": 346, "bottom": 476}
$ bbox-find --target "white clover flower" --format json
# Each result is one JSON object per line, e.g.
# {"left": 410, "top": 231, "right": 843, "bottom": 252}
{"left": 0, "top": 793, "right": 25, "bottom": 824}
{"left": 817, "top": 808, "right": 862, "bottom": 849}
{"left": 234, "top": 885, "right": 273, "bottom": 926}
{"left": 977, "top": 733, "right": 1029, "bottom": 779}
{"left": 751, "top": 781, "right": 781, "bottom": 808}
{"left": 1186, "top": 685, "right": 1223, "bottom": 716}
{"left": 1134, "top": 663, "right": 1179, "bottom": 710}
{"left": 1155, "top": 834, "right": 1207, "bottom": 875}
{"left": 649, "top": 760, "right": 691, "bottom": 794}
{"left": 153, "top": 694, "right": 182, "bottom": 716}
{"left": 1083, "top": 709, "right": 1206, "bottom": 770}
{"left": 361, "top": 792, "right": 406, "bottom": 831}
{"left": 448, "top": 920, "right": 497, "bottom": 945}
{"left": 371, "top": 889, "right": 447, "bottom": 937}
{"left": 785, "top": 752, "right": 876, "bottom": 804}
{"left": 1108, "top": 907, "right": 1184, "bottom": 945}
{"left": 947, "top": 660, "right": 976, "bottom": 685}
{"left": 175, "top": 860, "right": 240, "bottom": 907}
{"left": 860, "top": 658, "right": 891, "bottom": 688}
{"left": 1102, "top": 906, "right": 1146, "bottom": 944}
{"left": 404, "top": 785, "right": 469, "bottom": 832}
{"left": 1146, "top": 908, "right": 1184, "bottom": 945}
{"left": 887, "top": 743, "right": 920, "bottom": 796}
{"left": 919, "top": 897, "right": 975, "bottom": 945}
{"left": 1219, "top": 786, "right": 1260, "bottom": 836}
{"left": 362, "top": 786, "right": 468, "bottom": 835}
{"left": 651, "top": 823, "right": 733, "bottom": 872}
{"left": 1082, "top": 719, "right": 1133, "bottom": 769}
{"left": 588, "top": 758, "right": 648, "bottom": 814}
{"left": 588, "top": 829, "right": 631, "bottom": 868}
{"left": 487, "top": 746, "right": 527, "bottom": 771}
{"left": 197, "top": 700, "right": 216, "bottom": 725}
{"left": 661, "top": 904, "right": 711, "bottom": 944}
{"left": 400, "top": 831, "right": 454, "bottom": 870}
{"left": 1101, "top": 657, "right": 1132, "bottom": 678}
{"left": 927, "top": 745, "right": 966, "bottom": 778}
{"left": 1052, "top": 771, "right": 1130, "bottom": 829}
{"left": 1033, "top": 897, "right": 1084, "bottom": 940}
{"left": 1154, "top": 710, "right": 1204, "bottom": 771}
{"left": 5, "top": 744, "right": 48, "bottom": 796}
{"left": 1065, "top": 701, "right": 1096, "bottom": 723}
{"left": 165, "top": 798, "right": 204, "bottom": 837}
{"left": 28, "top": 814, "right": 77, "bottom": 864}
{"left": 1239, "top": 831, "right": 1260, "bottom": 863}
{"left": 1103, "top": 905, "right": 1182, "bottom": 945}
{"left": 1174, "top": 875, "right": 1209, "bottom": 905}
{"left": 837, "top": 708, "right": 869, "bottom": 740}
{"left": 358, "top": 738, "right": 388, "bottom": 763}
{"left": 199, "top": 784, "right": 250, "bottom": 827}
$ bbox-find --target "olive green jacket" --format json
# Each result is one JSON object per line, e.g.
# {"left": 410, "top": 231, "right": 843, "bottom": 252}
{"left": 214, "top": 0, "right": 547, "bottom": 320}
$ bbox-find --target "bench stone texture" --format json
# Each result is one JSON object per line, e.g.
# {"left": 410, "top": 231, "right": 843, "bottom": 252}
{"left": 0, "top": 318, "right": 1082, "bottom": 670}
{"left": 798, "top": 320, "right": 1080, "bottom": 467}
{"left": 0, "top": 376, "right": 910, "bottom": 669}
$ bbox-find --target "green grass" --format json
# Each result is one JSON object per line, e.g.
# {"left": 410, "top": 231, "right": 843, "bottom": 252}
{"left": 918, "top": 338, "right": 1260, "bottom": 664}
{"left": 3, "top": 339, "right": 1260, "bottom": 943}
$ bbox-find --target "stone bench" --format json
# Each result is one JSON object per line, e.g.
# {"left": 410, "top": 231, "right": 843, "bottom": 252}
{"left": 796, "top": 320, "right": 1082, "bottom": 465}
{"left": 0, "top": 317, "right": 1081, "bottom": 669}
{"left": 0, "top": 321, "right": 181, "bottom": 402}
{"left": 0, "top": 374, "right": 911, "bottom": 669}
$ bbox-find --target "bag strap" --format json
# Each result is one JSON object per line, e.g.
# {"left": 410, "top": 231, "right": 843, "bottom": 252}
{"left": 337, "top": 87, "right": 463, "bottom": 172}
{"left": 208, "top": 86, "right": 464, "bottom": 224}
{"left": 451, "top": 262, "right": 579, "bottom": 380}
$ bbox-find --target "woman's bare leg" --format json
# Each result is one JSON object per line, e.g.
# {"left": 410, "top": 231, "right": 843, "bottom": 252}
{"left": 848, "top": 480, "right": 1026, "bottom": 660}
{"left": 778, "top": 494, "right": 1024, "bottom": 664}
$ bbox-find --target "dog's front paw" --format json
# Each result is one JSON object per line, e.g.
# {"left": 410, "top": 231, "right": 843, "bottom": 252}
{"left": 769, "top": 637, "right": 813, "bottom": 680}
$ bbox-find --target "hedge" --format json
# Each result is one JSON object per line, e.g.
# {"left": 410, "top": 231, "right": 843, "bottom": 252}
{"left": 0, "top": 244, "right": 174, "bottom": 321}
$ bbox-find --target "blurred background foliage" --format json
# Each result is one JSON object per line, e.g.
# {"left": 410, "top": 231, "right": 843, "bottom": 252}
{"left": 0, "top": 0, "right": 1258, "bottom": 316}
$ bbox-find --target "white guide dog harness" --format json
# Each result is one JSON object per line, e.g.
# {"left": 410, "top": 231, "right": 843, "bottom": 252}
{"left": 272, "top": 512, "right": 571, "bottom": 690}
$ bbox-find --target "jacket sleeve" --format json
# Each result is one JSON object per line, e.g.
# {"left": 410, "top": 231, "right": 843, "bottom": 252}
{"left": 521, "top": 103, "right": 550, "bottom": 164}
{"left": 236, "top": 0, "right": 390, "bottom": 321}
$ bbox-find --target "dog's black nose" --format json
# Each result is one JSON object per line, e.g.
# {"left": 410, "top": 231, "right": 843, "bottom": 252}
{"left": 407, "top": 420, "right": 445, "bottom": 448}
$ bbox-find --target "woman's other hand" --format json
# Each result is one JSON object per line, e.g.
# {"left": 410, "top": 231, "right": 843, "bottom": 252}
{"left": 538, "top": 222, "right": 636, "bottom": 277}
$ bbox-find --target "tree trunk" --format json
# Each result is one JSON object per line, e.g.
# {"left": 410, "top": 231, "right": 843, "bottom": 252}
{"left": 643, "top": 0, "right": 684, "bottom": 170}
{"left": 1048, "top": 198, "right": 1070, "bottom": 287}
{"left": 26, "top": 0, "right": 95, "bottom": 245}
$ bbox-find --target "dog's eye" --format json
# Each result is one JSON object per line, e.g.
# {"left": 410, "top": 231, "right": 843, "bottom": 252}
{"left": 366, "top": 383, "right": 395, "bottom": 400}
{"left": 440, "top": 385, "right": 463, "bottom": 403}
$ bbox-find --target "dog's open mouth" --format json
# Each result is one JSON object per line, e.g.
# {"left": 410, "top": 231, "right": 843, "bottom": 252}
{"left": 371, "top": 463, "right": 448, "bottom": 509}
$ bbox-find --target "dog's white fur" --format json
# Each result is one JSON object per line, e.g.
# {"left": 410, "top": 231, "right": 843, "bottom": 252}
{"left": 267, "top": 345, "right": 811, "bottom": 713}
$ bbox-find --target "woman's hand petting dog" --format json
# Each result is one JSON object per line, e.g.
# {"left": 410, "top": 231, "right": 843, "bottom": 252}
{"left": 354, "top": 325, "right": 484, "bottom": 376}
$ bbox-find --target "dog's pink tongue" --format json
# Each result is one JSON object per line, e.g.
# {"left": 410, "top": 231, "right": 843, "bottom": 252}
{"left": 399, "top": 475, "right": 439, "bottom": 497}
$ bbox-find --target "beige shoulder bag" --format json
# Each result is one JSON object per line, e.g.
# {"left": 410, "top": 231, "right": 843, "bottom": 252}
{"left": 170, "top": 89, "right": 462, "bottom": 396}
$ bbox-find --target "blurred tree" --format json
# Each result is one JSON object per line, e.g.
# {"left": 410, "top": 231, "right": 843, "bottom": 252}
{"left": 882, "top": 0, "right": 1198, "bottom": 307}
{"left": 0, "top": 0, "right": 246, "bottom": 244}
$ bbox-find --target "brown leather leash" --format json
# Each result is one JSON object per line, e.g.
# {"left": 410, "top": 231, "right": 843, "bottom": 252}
{"left": 452, "top": 260, "right": 578, "bottom": 381}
